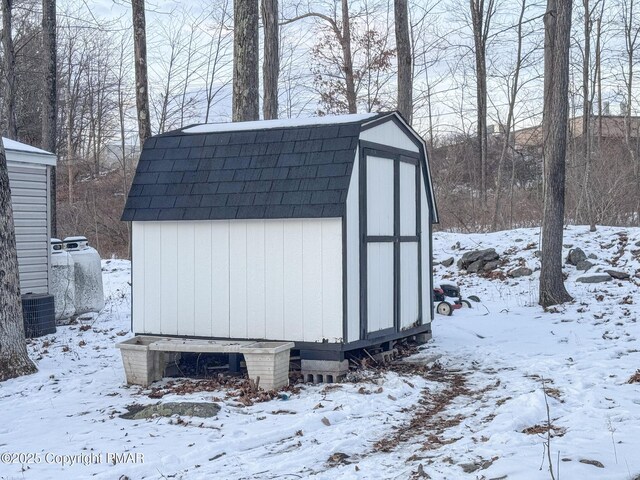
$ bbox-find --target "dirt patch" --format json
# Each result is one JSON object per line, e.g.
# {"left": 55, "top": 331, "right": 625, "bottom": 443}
{"left": 372, "top": 362, "right": 493, "bottom": 453}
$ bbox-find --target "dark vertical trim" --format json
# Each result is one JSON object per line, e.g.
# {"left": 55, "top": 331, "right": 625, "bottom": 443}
{"left": 416, "top": 161, "right": 423, "bottom": 325}
{"left": 393, "top": 155, "right": 400, "bottom": 334}
{"left": 429, "top": 213, "right": 434, "bottom": 322}
{"left": 130, "top": 223, "right": 134, "bottom": 332}
{"left": 341, "top": 213, "right": 348, "bottom": 343}
{"left": 358, "top": 146, "right": 367, "bottom": 340}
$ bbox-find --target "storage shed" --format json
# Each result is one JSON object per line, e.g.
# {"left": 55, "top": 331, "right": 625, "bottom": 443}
{"left": 5, "top": 138, "right": 56, "bottom": 294}
{"left": 122, "top": 112, "right": 438, "bottom": 361}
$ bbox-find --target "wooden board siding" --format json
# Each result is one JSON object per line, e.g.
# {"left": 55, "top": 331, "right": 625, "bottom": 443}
{"left": 132, "top": 218, "right": 343, "bottom": 343}
{"left": 7, "top": 161, "right": 50, "bottom": 294}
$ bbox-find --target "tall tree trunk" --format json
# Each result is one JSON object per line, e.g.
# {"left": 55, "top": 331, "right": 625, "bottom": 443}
{"left": 132, "top": 0, "right": 152, "bottom": 146}
{"left": 42, "top": 0, "right": 57, "bottom": 237}
{"left": 624, "top": 0, "right": 640, "bottom": 224}
{"left": 395, "top": 0, "right": 412, "bottom": 124}
{"left": 0, "top": 139, "right": 37, "bottom": 381}
{"left": 539, "top": 0, "right": 573, "bottom": 308}
{"left": 2, "top": 0, "right": 17, "bottom": 139}
{"left": 262, "top": 0, "right": 279, "bottom": 120}
{"left": 470, "top": 0, "right": 495, "bottom": 207}
{"left": 341, "top": 0, "right": 357, "bottom": 114}
{"left": 233, "top": 0, "right": 259, "bottom": 121}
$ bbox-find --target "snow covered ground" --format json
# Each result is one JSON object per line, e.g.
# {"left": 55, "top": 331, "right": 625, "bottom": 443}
{"left": 1, "top": 226, "right": 639, "bottom": 480}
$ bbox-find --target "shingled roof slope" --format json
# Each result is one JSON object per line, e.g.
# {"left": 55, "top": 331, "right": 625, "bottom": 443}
{"left": 122, "top": 114, "right": 388, "bottom": 221}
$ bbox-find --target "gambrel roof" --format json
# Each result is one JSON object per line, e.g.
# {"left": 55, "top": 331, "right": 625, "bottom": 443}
{"left": 122, "top": 112, "right": 438, "bottom": 222}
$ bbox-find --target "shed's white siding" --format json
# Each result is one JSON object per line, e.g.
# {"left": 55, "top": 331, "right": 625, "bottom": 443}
{"left": 420, "top": 173, "right": 432, "bottom": 324}
{"left": 132, "top": 218, "right": 343, "bottom": 343}
{"left": 345, "top": 149, "right": 360, "bottom": 343}
{"left": 8, "top": 160, "right": 51, "bottom": 294}
{"left": 359, "top": 121, "right": 420, "bottom": 153}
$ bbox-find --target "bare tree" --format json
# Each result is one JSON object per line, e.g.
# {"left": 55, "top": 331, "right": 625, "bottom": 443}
{"left": 233, "top": 0, "right": 259, "bottom": 121}
{"left": 282, "top": 0, "right": 357, "bottom": 113}
{"left": 42, "top": 0, "right": 56, "bottom": 236}
{"left": 132, "top": 0, "right": 152, "bottom": 146}
{"left": 202, "top": 0, "right": 233, "bottom": 122}
{"left": 0, "top": 139, "right": 37, "bottom": 381}
{"left": 395, "top": 0, "right": 412, "bottom": 123}
{"left": 621, "top": 0, "right": 640, "bottom": 223}
{"left": 539, "top": 0, "right": 573, "bottom": 307}
{"left": 469, "top": 0, "right": 497, "bottom": 206}
{"left": 2, "top": 0, "right": 17, "bottom": 139}
{"left": 492, "top": 0, "right": 527, "bottom": 231}
{"left": 262, "top": 0, "right": 279, "bottom": 119}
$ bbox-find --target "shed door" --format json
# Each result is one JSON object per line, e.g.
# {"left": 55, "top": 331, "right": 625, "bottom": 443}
{"left": 361, "top": 148, "right": 422, "bottom": 339}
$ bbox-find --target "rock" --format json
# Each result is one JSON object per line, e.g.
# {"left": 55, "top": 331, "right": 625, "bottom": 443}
{"left": 467, "top": 260, "right": 484, "bottom": 273}
{"left": 576, "top": 260, "right": 594, "bottom": 271}
{"left": 120, "top": 402, "right": 221, "bottom": 420}
{"left": 509, "top": 267, "right": 532, "bottom": 278}
{"left": 566, "top": 247, "right": 587, "bottom": 266}
{"left": 457, "top": 248, "right": 499, "bottom": 270}
{"left": 576, "top": 274, "right": 611, "bottom": 283}
{"left": 483, "top": 260, "right": 500, "bottom": 271}
{"left": 515, "top": 238, "right": 523, "bottom": 242}
{"left": 579, "top": 459, "right": 604, "bottom": 468}
{"left": 605, "top": 270, "right": 630, "bottom": 280}
{"left": 564, "top": 244, "right": 573, "bottom": 248}
{"left": 534, "top": 250, "right": 542, "bottom": 258}
{"left": 588, "top": 253, "right": 597, "bottom": 259}
{"left": 635, "top": 240, "right": 640, "bottom": 247}
{"left": 440, "top": 257, "right": 454, "bottom": 267}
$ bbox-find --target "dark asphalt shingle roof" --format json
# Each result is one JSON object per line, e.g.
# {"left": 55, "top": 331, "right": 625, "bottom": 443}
{"left": 122, "top": 114, "right": 388, "bottom": 221}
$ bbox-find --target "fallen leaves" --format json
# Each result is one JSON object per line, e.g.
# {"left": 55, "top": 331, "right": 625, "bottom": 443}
{"left": 521, "top": 424, "right": 566, "bottom": 437}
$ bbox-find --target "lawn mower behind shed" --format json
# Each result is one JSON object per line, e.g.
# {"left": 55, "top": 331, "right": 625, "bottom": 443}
{"left": 433, "top": 284, "right": 479, "bottom": 316}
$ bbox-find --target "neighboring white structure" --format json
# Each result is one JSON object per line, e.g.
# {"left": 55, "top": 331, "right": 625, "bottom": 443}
{"left": 122, "top": 112, "right": 438, "bottom": 361}
{"left": 5, "top": 138, "right": 56, "bottom": 294}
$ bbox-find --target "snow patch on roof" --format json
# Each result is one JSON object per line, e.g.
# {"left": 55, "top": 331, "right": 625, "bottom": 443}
{"left": 3, "top": 137, "right": 54, "bottom": 156}
{"left": 182, "top": 113, "right": 382, "bottom": 134}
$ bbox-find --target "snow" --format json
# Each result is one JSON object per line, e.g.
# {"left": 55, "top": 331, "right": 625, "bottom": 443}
{"left": 2, "top": 137, "right": 54, "bottom": 156}
{"left": 182, "top": 113, "right": 382, "bottom": 134}
{"left": 1, "top": 226, "right": 639, "bottom": 479}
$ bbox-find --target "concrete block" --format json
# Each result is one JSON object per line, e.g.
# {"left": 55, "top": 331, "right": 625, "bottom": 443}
{"left": 415, "top": 332, "right": 432, "bottom": 345}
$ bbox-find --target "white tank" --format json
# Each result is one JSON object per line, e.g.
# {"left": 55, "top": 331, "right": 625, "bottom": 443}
{"left": 63, "top": 236, "right": 105, "bottom": 315}
{"left": 50, "top": 238, "right": 76, "bottom": 322}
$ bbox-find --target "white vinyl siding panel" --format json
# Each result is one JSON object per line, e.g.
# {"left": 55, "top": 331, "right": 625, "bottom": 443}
{"left": 366, "top": 156, "right": 394, "bottom": 236}
{"left": 366, "top": 243, "right": 394, "bottom": 333}
{"left": 399, "top": 162, "right": 417, "bottom": 236}
{"left": 7, "top": 161, "right": 50, "bottom": 294}
{"left": 345, "top": 149, "right": 360, "bottom": 342}
{"left": 400, "top": 243, "right": 419, "bottom": 329}
{"left": 420, "top": 173, "right": 432, "bottom": 324}
{"left": 359, "top": 120, "right": 420, "bottom": 153}
{"left": 132, "top": 218, "right": 343, "bottom": 343}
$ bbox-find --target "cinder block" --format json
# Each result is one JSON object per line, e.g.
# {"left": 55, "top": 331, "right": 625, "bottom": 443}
{"left": 301, "top": 359, "right": 349, "bottom": 384}
{"left": 415, "top": 332, "right": 432, "bottom": 345}
{"left": 301, "top": 359, "right": 349, "bottom": 374}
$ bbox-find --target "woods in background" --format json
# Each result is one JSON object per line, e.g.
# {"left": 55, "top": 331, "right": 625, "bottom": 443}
{"left": 0, "top": 0, "right": 639, "bottom": 259}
